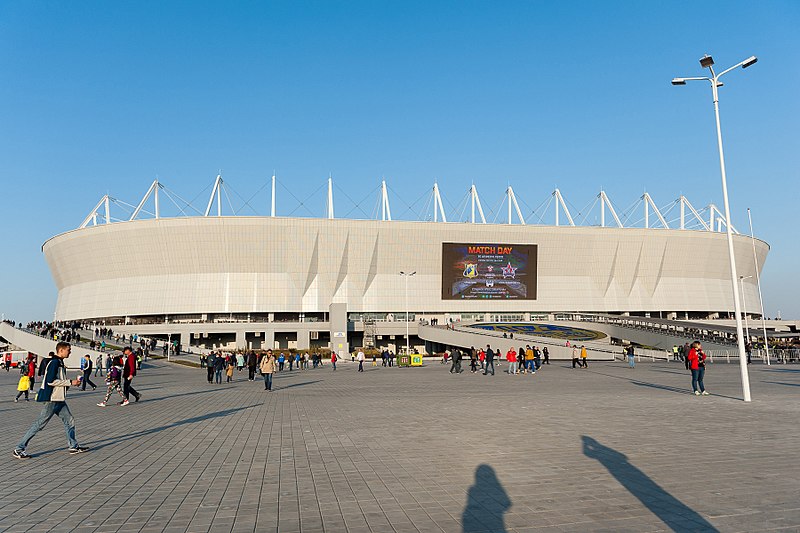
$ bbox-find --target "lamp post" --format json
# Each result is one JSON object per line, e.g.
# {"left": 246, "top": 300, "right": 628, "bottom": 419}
{"left": 673, "top": 54, "right": 757, "bottom": 401}
{"left": 399, "top": 271, "right": 416, "bottom": 355}
{"left": 747, "top": 208, "right": 770, "bottom": 365}
{"left": 739, "top": 275, "right": 753, "bottom": 351}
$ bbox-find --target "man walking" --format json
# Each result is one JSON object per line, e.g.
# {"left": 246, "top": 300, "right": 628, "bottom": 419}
{"left": 94, "top": 353, "right": 104, "bottom": 377}
{"left": 357, "top": 349, "right": 365, "bottom": 372}
{"left": 483, "top": 345, "right": 495, "bottom": 376}
{"left": 81, "top": 354, "right": 97, "bottom": 391}
{"left": 246, "top": 351, "right": 257, "bottom": 381}
{"left": 13, "top": 342, "right": 89, "bottom": 459}
{"left": 122, "top": 347, "right": 141, "bottom": 402}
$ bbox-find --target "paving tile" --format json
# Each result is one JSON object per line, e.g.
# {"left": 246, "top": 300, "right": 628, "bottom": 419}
{"left": 0, "top": 359, "right": 798, "bottom": 532}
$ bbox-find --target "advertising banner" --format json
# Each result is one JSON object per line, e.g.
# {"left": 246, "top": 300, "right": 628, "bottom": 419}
{"left": 441, "top": 243, "right": 537, "bottom": 300}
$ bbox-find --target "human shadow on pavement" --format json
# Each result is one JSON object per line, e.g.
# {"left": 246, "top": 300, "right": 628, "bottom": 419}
{"left": 763, "top": 381, "right": 800, "bottom": 387}
{"left": 462, "top": 464, "right": 511, "bottom": 533}
{"left": 591, "top": 370, "right": 741, "bottom": 400}
{"left": 274, "top": 380, "right": 321, "bottom": 390}
{"left": 134, "top": 388, "right": 227, "bottom": 404}
{"left": 85, "top": 404, "right": 260, "bottom": 451}
{"left": 582, "top": 436, "right": 719, "bottom": 532}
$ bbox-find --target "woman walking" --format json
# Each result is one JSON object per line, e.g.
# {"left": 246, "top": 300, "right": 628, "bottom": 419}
{"left": 687, "top": 341, "right": 709, "bottom": 395}
{"left": 260, "top": 350, "right": 276, "bottom": 391}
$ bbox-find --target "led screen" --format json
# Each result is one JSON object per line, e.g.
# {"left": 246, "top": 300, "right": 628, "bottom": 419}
{"left": 441, "top": 243, "right": 537, "bottom": 300}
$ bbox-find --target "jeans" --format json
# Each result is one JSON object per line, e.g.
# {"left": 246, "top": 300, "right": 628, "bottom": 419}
{"left": 484, "top": 360, "right": 494, "bottom": 375}
{"left": 17, "top": 401, "right": 78, "bottom": 451}
{"left": 691, "top": 367, "right": 705, "bottom": 392}
{"left": 332, "top": 361, "right": 336, "bottom": 370}
{"left": 263, "top": 373, "right": 273, "bottom": 390}
{"left": 507, "top": 361, "right": 517, "bottom": 374}
{"left": 248, "top": 366, "right": 256, "bottom": 380}
{"left": 358, "top": 361, "right": 364, "bottom": 372}
{"left": 207, "top": 367, "right": 215, "bottom": 383}
{"left": 628, "top": 355, "right": 635, "bottom": 368}
{"left": 215, "top": 369, "right": 222, "bottom": 384}
{"left": 527, "top": 360, "right": 536, "bottom": 372}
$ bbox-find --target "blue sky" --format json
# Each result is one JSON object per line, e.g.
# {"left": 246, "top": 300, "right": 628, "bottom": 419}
{"left": 1, "top": 1, "right": 798, "bottom": 322}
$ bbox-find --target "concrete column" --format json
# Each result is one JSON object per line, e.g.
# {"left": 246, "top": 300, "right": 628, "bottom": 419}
{"left": 263, "top": 330, "right": 274, "bottom": 350}
{"left": 297, "top": 329, "right": 310, "bottom": 350}
{"left": 180, "top": 332, "right": 190, "bottom": 353}
{"left": 235, "top": 330, "right": 246, "bottom": 349}
{"left": 330, "top": 303, "right": 349, "bottom": 358}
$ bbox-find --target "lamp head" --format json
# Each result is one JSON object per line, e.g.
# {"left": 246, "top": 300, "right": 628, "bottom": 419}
{"left": 742, "top": 55, "right": 758, "bottom": 68}
{"left": 671, "top": 78, "right": 687, "bottom": 85}
{"left": 699, "top": 55, "right": 714, "bottom": 68}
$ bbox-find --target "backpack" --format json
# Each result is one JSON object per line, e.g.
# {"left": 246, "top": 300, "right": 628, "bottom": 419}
{"left": 38, "top": 358, "right": 51, "bottom": 377}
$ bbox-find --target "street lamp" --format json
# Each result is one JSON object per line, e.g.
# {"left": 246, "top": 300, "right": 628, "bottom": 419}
{"left": 673, "top": 53, "right": 757, "bottom": 401}
{"left": 739, "top": 275, "right": 753, "bottom": 352}
{"left": 747, "top": 208, "right": 770, "bottom": 365}
{"left": 399, "top": 271, "right": 416, "bottom": 355}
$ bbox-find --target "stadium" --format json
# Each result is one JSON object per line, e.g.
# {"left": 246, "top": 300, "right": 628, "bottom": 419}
{"left": 41, "top": 176, "right": 770, "bottom": 355}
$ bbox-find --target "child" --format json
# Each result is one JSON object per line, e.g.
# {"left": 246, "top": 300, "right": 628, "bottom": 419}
{"left": 97, "top": 356, "right": 127, "bottom": 407}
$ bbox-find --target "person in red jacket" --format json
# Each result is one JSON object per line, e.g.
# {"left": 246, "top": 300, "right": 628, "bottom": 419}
{"left": 506, "top": 348, "right": 518, "bottom": 375}
{"left": 122, "top": 347, "right": 142, "bottom": 403}
{"left": 686, "top": 341, "right": 708, "bottom": 396}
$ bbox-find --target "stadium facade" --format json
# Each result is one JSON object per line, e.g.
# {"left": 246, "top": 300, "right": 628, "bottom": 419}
{"left": 42, "top": 178, "right": 770, "bottom": 353}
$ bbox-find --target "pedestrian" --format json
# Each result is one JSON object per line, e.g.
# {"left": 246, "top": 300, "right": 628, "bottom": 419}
{"left": 15, "top": 356, "right": 35, "bottom": 402}
{"left": 97, "top": 356, "right": 127, "bottom": 407}
{"left": 260, "top": 350, "right": 275, "bottom": 391}
{"left": 469, "top": 350, "right": 478, "bottom": 373}
{"left": 94, "top": 353, "right": 104, "bottom": 377}
{"left": 572, "top": 346, "right": 580, "bottom": 369}
{"left": 207, "top": 352, "right": 216, "bottom": 383}
{"left": 331, "top": 351, "right": 337, "bottom": 371}
{"left": 450, "top": 349, "right": 463, "bottom": 373}
{"left": 357, "top": 349, "right": 365, "bottom": 372}
{"left": 542, "top": 346, "right": 550, "bottom": 365}
{"left": 214, "top": 352, "right": 225, "bottom": 384}
{"left": 580, "top": 345, "right": 588, "bottom": 368}
{"left": 236, "top": 352, "right": 245, "bottom": 371}
{"left": 80, "top": 355, "right": 97, "bottom": 391}
{"left": 687, "top": 341, "right": 709, "bottom": 396}
{"left": 105, "top": 353, "right": 112, "bottom": 375}
{"left": 506, "top": 347, "right": 517, "bottom": 375}
{"left": 226, "top": 357, "right": 234, "bottom": 383}
{"left": 627, "top": 346, "right": 636, "bottom": 368}
{"left": 277, "top": 353, "right": 285, "bottom": 372}
{"left": 683, "top": 343, "right": 690, "bottom": 370}
{"left": 524, "top": 346, "right": 535, "bottom": 374}
{"left": 247, "top": 351, "right": 257, "bottom": 381}
{"left": 122, "top": 347, "right": 142, "bottom": 402}
{"left": 483, "top": 345, "right": 495, "bottom": 376}
{"left": 13, "top": 342, "right": 89, "bottom": 459}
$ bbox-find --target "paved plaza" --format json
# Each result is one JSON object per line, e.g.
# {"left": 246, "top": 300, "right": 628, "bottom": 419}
{"left": 1, "top": 357, "right": 799, "bottom": 533}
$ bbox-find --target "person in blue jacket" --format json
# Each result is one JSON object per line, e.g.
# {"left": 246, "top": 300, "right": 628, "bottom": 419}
{"left": 13, "top": 342, "right": 89, "bottom": 459}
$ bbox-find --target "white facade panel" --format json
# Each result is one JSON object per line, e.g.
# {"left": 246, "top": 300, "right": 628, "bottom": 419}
{"left": 42, "top": 217, "right": 769, "bottom": 320}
